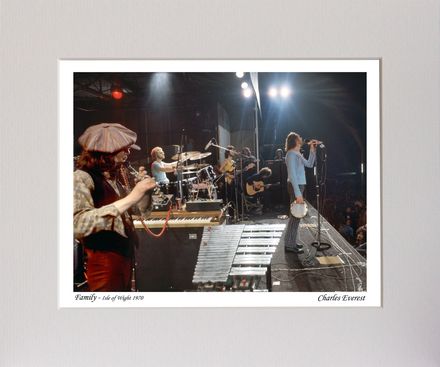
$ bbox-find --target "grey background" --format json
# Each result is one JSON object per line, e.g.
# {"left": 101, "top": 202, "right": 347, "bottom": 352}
{"left": 1, "top": 1, "right": 439, "bottom": 366}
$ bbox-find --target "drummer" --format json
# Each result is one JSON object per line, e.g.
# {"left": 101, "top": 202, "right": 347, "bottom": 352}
{"left": 150, "top": 146, "right": 178, "bottom": 184}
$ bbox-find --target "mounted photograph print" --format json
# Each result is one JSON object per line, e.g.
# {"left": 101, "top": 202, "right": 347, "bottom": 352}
{"left": 58, "top": 60, "right": 381, "bottom": 307}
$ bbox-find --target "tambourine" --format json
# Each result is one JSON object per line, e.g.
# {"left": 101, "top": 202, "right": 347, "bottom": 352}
{"left": 290, "top": 201, "right": 308, "bottom": 218}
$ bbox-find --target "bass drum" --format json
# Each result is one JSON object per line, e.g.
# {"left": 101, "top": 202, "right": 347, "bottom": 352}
{"left": 157, "top": 181, "right": 194, "bottom": 200}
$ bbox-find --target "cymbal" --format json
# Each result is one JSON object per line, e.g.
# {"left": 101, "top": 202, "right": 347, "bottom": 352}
{"left": 189, "top": 152, "right": 212, "bottom": 161}
{"left": 171, "top": 151, "right": 200, "bottom": 161}
{"left": 183, "top": 163, "right": 209, "bottom": 170}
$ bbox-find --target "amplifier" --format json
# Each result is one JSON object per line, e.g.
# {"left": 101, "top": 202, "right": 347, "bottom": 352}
{"left": 186, "top": 199, "right": 223, "bottom": 212}
{"left": 136, "top": 227, "right": 203, "bottom": 291}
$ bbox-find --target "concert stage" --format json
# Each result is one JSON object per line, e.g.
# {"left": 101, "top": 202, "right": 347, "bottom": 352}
{"left": 133, "top": 203, "right": 366, "bottom": 292}
{"left": 250, "top": 205, "right": 366, "bottom": 292}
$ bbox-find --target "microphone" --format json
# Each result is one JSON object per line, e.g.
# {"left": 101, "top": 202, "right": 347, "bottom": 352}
{"left": 304, "top": 139, "right": 325, "bottom": 148}
{"left": 204, "top": 138, "right": 214, "bottom": 151}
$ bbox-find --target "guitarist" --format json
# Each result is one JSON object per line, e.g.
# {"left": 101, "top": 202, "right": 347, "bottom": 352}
{"left": 245, "top": 167, "right": 273, "bottom": 209}
{"left": 219, "top": 145, "right": 236, "bottom": 185}
{"left": 219, "top": 146, "right": 237, "bottom": 210}
{"left": 245, "top": 168, "right": 273, "bottom": 194}
{"left": 240, "top": 147, "right": 257, "bottom": 182}
{"left": 219, "top": 146, "right": 257, "bottom": 199}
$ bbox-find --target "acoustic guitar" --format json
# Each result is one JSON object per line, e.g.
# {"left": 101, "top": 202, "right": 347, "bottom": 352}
{"left": 224, "top": 162, "right": 256, "bottom": 185}
{"left": 245, "top": 181, "right": 280, "bottom": 196}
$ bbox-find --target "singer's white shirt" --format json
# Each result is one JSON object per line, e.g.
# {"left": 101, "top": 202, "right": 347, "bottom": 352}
{"left": 285, "top": 150, "right": 316, "bottom": 197}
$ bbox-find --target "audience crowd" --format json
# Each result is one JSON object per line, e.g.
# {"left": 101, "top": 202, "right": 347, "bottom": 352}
{"left": 322, "top": 193, "right": 367, "bottom": 255}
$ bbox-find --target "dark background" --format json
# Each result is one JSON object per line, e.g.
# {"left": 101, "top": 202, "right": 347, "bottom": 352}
{"left": 74, "top": 72, "right": 366, "bottom": 199}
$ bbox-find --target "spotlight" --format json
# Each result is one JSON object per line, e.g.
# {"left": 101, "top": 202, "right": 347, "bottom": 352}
{"left": 241, "top": 82, "right": 249, "bottom": 89}
{"left": 268, "top": 87, "right": 278, "bottom": 98}
{"left": 280, "top": 86, "right": 291, "bottom": 98}
{"left": 111, "top": 86, "right": 123, "bottom": 100}
{"left": 236, "top": 72, "right": 244, "bottom": 78}
{"left": 243, "top": 88, "right": 253, "bottom": 98}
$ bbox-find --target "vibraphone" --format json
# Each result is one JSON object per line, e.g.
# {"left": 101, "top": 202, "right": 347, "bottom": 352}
{"left": 193, "top": 223, "right": 286, "bottom": 291}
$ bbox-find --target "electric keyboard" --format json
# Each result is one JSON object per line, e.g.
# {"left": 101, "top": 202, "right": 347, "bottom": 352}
{"left": 132, "top": 209, "right": 225, "bottom": 229}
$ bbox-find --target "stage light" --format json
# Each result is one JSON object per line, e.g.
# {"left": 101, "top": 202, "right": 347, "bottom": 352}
{"left": 241, "top": 82, "right": 249, "bottom": 89}
{"left": 236, "top": 72, "right": 244, "bottom": 78}
{"left": 243, "top": 88, "right": 253, "bottom": 98}
{"left": 111, "top": 86, "right": 124, "bottom": 100}
{"left": 152, "top": 72, "right": 170, "bottom": 88}
{"left": 149, "top": 72, "right": 172, "bottom": 102}
{"left": 361, "top": 163, "right": 364, "bottom": 174}
{"left": 268, "top": 87, "right": 278, "bottom": 98}
{"left": 280, "top": 86, "right": 291, "bottom": 98}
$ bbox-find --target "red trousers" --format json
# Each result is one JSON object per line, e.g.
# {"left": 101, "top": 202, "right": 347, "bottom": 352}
{"left": 85, "top": 249, "right": 132, "bottom": 292}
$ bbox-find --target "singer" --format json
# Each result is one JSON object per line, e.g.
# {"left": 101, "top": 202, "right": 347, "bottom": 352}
{"left": 74, "top": 123, "right": 156, "bottom": 291}
{"left": 284, "top": 132, "right": 317, "bottom": 253}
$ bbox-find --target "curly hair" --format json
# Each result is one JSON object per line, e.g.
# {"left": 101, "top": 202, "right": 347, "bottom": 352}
{"left": 259, "top": 167, "right": 272, "bottom": 177}
{"left": 76, "top": 150, "right": 117, "bottom": 173}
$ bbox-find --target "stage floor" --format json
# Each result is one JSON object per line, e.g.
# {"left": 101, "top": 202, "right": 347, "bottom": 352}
{"left": 240, "top": 204, "right": 367, "bottom": 292}
{"left": 76, "top": 204, "right": 367, "bottom": 293}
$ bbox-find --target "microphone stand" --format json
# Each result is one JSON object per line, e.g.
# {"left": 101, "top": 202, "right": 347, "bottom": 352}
{"left": 303, "top": 145, "right": 331, "bottom": 267}
{"left": 239, "top": 156, "right": 244, "bottom": 221}
{"left": 233, "top": 151, "right": 252, "bottom": 222}
{"left": 176, "top": 131, "right": 186, "bottom": 206}
{"left": 232, "top": 163, "right": 239, "bottom": 223}
{"left": 209, "top": 141, "right": 239, "bottom": 223}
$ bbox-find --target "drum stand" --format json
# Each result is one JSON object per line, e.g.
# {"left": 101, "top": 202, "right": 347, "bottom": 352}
{"left": 176, "top": 132, "right": 187, "bottom": 205}
{"left": 303, "top": 146, "right": 331, "bottom": 267}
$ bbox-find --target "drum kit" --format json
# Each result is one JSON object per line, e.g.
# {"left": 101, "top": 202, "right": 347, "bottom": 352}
{"left": 158, "top": 150, "right": 218, "bottom": 202}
